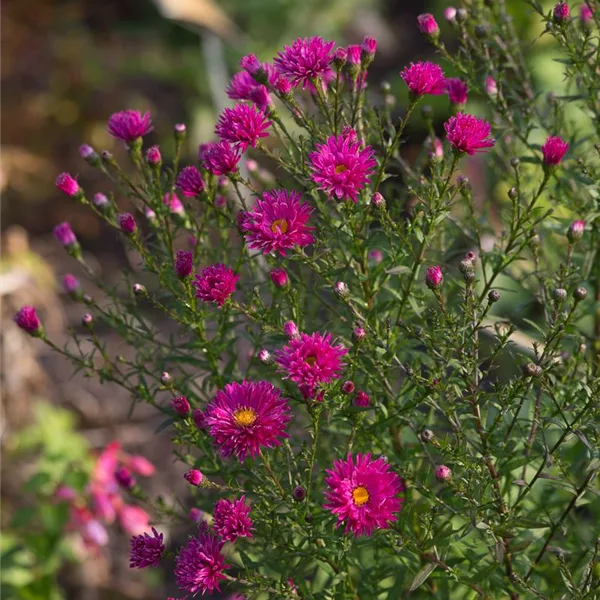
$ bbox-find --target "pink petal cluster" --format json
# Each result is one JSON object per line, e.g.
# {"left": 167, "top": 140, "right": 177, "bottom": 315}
{"left": 580, "top": 3, "right": 593, "bottom": 22}
{"left": 14, "top": 306, "right": 42, "bottom": 334}
{"left": 553, "top": 1, "right": 570, "bottom": 21}
{"left": 275, "top": 331, "right": 348, "bottom": 398}
{"left": 324, "top": 453, "right": 403, "bottom": 537}
{"left": 425, "top": 265, "right": 443, "bottom": 289}
{"left": 212, "top": 496, "right": 253, "bottom": 542}
{"left": 201, "top": 141, "right": 242, "bottom": 175}
{"left": 227, "top": 62, "right": 278, "bottom": 109}
{"left": 175, "top": 533, "right": 229, "bottom": 596}
{"left": 53, "top": 222, "right": 77, "bottom": 246}
{"left": 274, "top": 36, "right": 336, "bottom": 89}
{"left": 176, "top": 165, "right": 205, "bottom": 197}
{"left": 401, "top": 61, "right": 446, "bottom": 96}
{"left": 175, "top": 250, "right": 193, "bottom": 279}
{"left": 129, "top": 527, "right": 165, "bottom": 568}
{"left": 417, "top": 13, "right": 440, "bottom": 36}
{"left": 445, "top": 78, "right": 468, "bottom": 105}
{"left": 541, "top": 135, "right": 569, "bottom": 165}
{"left": 203, "top": 380, "right": 291, "bottom": 461}
{"left": 240, "top": 189, "right": 314, "bottom": 256}
{"left": 444, "top": 112, "right": 495, "bottom": 155}
{"left": 56, "top": 173, "right": 80, "bottom": 197}
{"left": 107, "top": 110, "right": 153, "bottom": 142}
{"left": 270, "top": 268, "right": 289, "bottom": 288}
{"left": 193, "top": 264, "right": 239, "bottom": 307}
{"left": 215, "top": 103, "right": 272, "bottom": 150}
{"left": 308, "top": 132, "right": 376, "bottom": 202}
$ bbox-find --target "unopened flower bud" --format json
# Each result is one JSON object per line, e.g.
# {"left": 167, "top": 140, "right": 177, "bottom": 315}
{"left": 444, "top": 7, "right": 457, "bottom": 22}
{"left": 258, "top": 349, "right": 272, "bottom": 364}
{"left": 333, "top": 47, "right": 347, "bottom": 69}
{"left": 132, "top": 283, "right": 146, "bottom": 297}
{"left": 341, "top": 381, "right": 355, "bottom": 394}
{"left": 371, "top": 192, "right": 386, "bottom": 209}
{"left": 53, "top": 222, "right": 78, "bottom": 248}
{"left": 171, "top": 395, "right": 191, "bottom": 416}
{"left": 283, "top": 320, "right": 300, "bottom": 339}
{"left": 485, "top": 76, "right": 498, "bottom": 97}
{"left": 293, "top": 486, "right": 306, "bottom": 502}
{"left": 456, "top": 8, "right": 468, "bottom": 22}
{"left": 118, "top": 213, "right": 136, "bottom": 234}
{"left": 146, "top": 145, "right": 162, "bottom": 165}
{"left": 354, "top": 391, "right": 370, "bottom": 407}
{"left": 417, "top": 13, "right": 440, "bottom": 39}
{"left": 353, "top": 326, "right": 366, "bottom": 342}
{"left": 522, "top": 363, "right": 543, "bottom": 378}
{"left": 475, "top": 24, "right": 489, "bottom": 38}
{"left": 464, "top": 271, "right": 475, "bottom": 284}
{"left": 508, "top": 187, "right": 518, "bottom": 200}
{"left": 488, "top": 289, "right": 500, "bottom": 303}
{"left": 93, "top": 193, "right": 111, "bottom": 211}
{"left": 184, "top": 469, "right": 203, "bottom": 487}
{"left": 425, "top": 266, "right": 443, "bottom": 290}
{"left": 573, "top": 286, "right": 587, "bottom": 302}
{"left": 114, "top": 467, "right": 136, "bottom": 490}
{"left": 14, "top": 306, "right": 43, "bottom": 337}
{"left": 420, "top": 429, "right": 435, "bottom": 443}
{"left": 270, "top": 268, "right": 289, "bottom": 289}
{"left": 334, "top": 281, "right": 349, "bottom": 297}
{"left": 459, "top": 258, "right": 474, "bottom": 275}
{"left": 82, "top": 313, "right": 93, "bottom": 327}
{"left": 79, "top": 144, "right": 101, "bottom": 166}
{"left": 161, "top": 372, "right": 172, "bottom": 385}
{"left": 63, "top": 274, "right": 81, "bottom": 297}
{"left": 192, "top": 408, "right": 205, "bottom": 430}
{"left": 553, "top": 288, "right": 567, "bottom": 303}
{"left": 175, "top": 250, "right": 193, "bottom": 279}
{"left": 421, "top": 105, "right": 433, "bottom": 119}
{"left": 174, "top": 123, "right": 186, "bottom": 143}
{"left": 189, "top": 508, "right": 203, "bottom": 523}
{"left": 553, "top": 1, "right": 570, "bottom": 23}
{"left": 567, "top": 220, "right": 585, "bottom": 243}
{"left": 56, "top": 173, "right": 82, "bottom": 198}
{"left": 435, "top": 465, "right": 452, "bottom": 482}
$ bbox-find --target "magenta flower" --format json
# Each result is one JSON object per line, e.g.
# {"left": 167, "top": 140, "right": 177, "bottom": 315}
{"left": 324, "top": 453, "right": 403, "bottom": 537}
{"left": 444, "top": 112, "right": 495, "bottom": 155}
{"left": 56, "top": 173, "right": 80, "bottom": 198}
{"left": 115, "top": 466, "right": 136, "bottom": 489}
{"left": 401, "top": 62, "right": 446, "bottom": 96}
{"left": 354, "top": 391, "right": 370, "bottom": 407}
{"left": 14, "top": 306, "right": 42, "bottom": 335}
{"left": 270, "top": 268, "right": 289, "bottom": 288}
{"left": 175, "top": 250, "right": 194, "bottom": 279}
{"left": 93, "top": 193, "right": 110, "bottom": 210}
{"left": 361, "top": 36, "right": 377, "bottom": 60}
{"left": 63, "top": 274, "right": 80, "bottom": 295}
{"left": 202, "top": 141, "right": 241, "bottom": 176}
{"left": 184, "top": 469, "right": 203, "bottom": 487}
{"left": 275, "top": 331, "right": 348, "bottom": 398}
{"left": 174, "top": 533, "right": 229, "bottom": 596}
{"left": 193, "top": 264, "right": 239, "bottom": 307}
{"left": 274, "top": 36, "right": 336, "bottom": 89}
{"left": 215, "top": 103, "right": 272, "bottom": 151}
{"left": 227, "top": 63, "right": 278, "bottom": 109}
{"left": 212, "top": 496, "right": 253, "bottom": 543}
{"left": 425, "top": 265, "right": 443, "bottom": 289}
{"left": 164, "top": 192, "right": 184, "bottom": 215}
{"left": 240, "top": 53, "right": 262, "bottom": 76}
{"left": 176, "top": 166, "right": 205, "bottom": 197}
{"left": 53, "top": 222, "right": 77, "bottom": 247}
{"left": 240, "top": 189, "right": 314, "bottom": 256}
{"left": 435, "top": 465, "right": 452, "bottom": 482}
{"left": 308, "top": 133, "right": 376, "bottom": 202}
{"left": 171, "top": 395, "right": 191, "bottom": 416}
{"left": 445, "top": 78, "right": 468, "bottom": 106}
{"left": 117, "top": 213, "right": 137, "bottom": 234}
{"left": 146, "top": 145, "right": 161, "bottom": 165}
{"left": 580, "top": 3, "right": 593, "bottom": 22}
{"left": 417, "top": 13, "right": 440, "bottom": 36}
{"left": 541, "top": 135, "right": 569, "bottom": 166}
{"left": 346, "top": 45, "right": 361, "bottom": 66}
{"left": 567, "top": 220, "right": 585, "bottom": 243}
{"left": 485, "top": 76, "right": 498, "bottom": 96}
{"left": 204, "top": 380, "right": 291, "bottom": 462}
{"left": 553, "top": 1, "right": 570, "bottom": 21}
{"left": 107, "top": 110, "right": 153, "bottom": 143}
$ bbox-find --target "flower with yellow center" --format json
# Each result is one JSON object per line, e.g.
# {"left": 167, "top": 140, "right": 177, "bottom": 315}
{"left": 270, "top": 218, "right": 289, "bottom": 234}
{"left": 233, "top": 407, "right": 258, "bottom": 427}
{"left": 304, "top": 354, "right": 317, "bottom": 366}
{"left": 334, "top": 164, "right": 348, "bottom": 174}
{"left": 352, "top": 485, "right": 369, "bottom": 506}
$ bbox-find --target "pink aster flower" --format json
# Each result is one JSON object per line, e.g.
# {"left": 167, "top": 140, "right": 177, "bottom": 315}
{"left": 541, "top": 135, "right": 569, "bottom": 166}
{"left": 53, "top": 222, "right": 77, "bottom": 247}
{"left": 215, "top": 103, "right": 272, "bottom": 151}
{"left": 203, "top": 380, "right": 291, "bottom": 461}
{"left": 202, "top": 141, "right": 241, "bottom": 175}
{"left": 107, "top": 110, "right": 153, "bottom": 143}
{"left": 175, "top": 250, "right": 193, "bottom": 279}
{"left": 354, "top": 391, "right": 370, "bottom": 407}
{"left": 274, "top": 36, "right": 336, "bottom": 89}
{"left": 324, "top": 453, "right": 403, "bottom": 537}
{"left": 176, "top": 166, "right": 205, "bottom": 197}
{"left": 417, "top": 13, "right": 440, "bottom": 37}
{"left": 401, "top": 61, "right": 446, "bottom": 96}
{"left": 193, "top": 264, "right": 239, "bottom": 307}
{"left": 119, "top": 505, "right": 151, "bottom": 536}
{"left": 553, "top": 2, "right": 570, "bottom": 21}
{"left": 175, "top": 533, "right": 229, "bottom": 596}
{"left": 118, "top": 212, "right": 137, "bottom": 234}
{"left": 227, "top": 63, "right": 278, "bottom": 109}
{"left": 485, "top": 76, "right": 498, "bottom": 96}
{"left": 567, "top": 220, "right": 585, "bottom": 243}
{"left": 444, "top": 112, "right": 495, "bottom": 155}
{"left": 275, "top": 331, "right": 348, "bottom": 398}
{"left": 308, "top": 133, "right": 376, "bottom": 202}
{"left": 239, "top": 189, "right": 314, "bottom": 256}
{"left": 212, "top": 496, "right": 253, "bottom": 543}
{"left": 425, "top": 265, "right": 443, "bottom": 289}
{"left": 581, "top": 3, "right": 593, "bottom": 23}
{"left": 164, "top": 192, "right": 185, "bottom": 215}
{"left": 63, "top": 274, "right": 80, "bottom": 295}
{"left": 129, "top": 527, "right": 165, "bottom": 569}
{"left": 270, "top": 268, "right": 289, "bottom": 288}
{"left": 445, "top": 78, "right": 468, "bottom": 106}
{"left": 56, "top": 173, "right": 80, "bottom": 198}
{"left": 14, "top": 306, "right": 42, "bottom": 335}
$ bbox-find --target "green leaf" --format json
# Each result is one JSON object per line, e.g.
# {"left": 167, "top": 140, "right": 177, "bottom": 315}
{"left": 409, "top": 562, "right": 437, "bottom": 591}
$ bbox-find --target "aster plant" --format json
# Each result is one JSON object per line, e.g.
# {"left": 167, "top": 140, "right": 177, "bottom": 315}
{"left": 17, "top": 6, "right": 600, "bottom": 599}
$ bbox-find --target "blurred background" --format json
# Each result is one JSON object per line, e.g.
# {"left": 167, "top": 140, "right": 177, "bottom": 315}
{"left": 0, "top": 0, "right": 567, "bottom": 598}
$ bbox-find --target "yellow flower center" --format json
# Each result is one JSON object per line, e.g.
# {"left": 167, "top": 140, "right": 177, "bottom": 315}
{"left": 304, "top": 354, "right": 317, "bottom": 366}
{"left": 352, "top": 486, "right": 369, "bottom": 506}
{"left": 271, "top": 219, "right": 289, "bottom": 234}
{"left": 233, "top": 407, "right": 257, "bottom": 427}
{"left": 335, "top": 164, "right": 348, "bottom": 174}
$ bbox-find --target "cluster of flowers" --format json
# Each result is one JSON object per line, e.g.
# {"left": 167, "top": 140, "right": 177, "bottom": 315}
{"left": 13, "top": 5, "right": 584, "bottom": 598}
{"left": 54, "top": 441, "right": 155, "bottom": 551}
